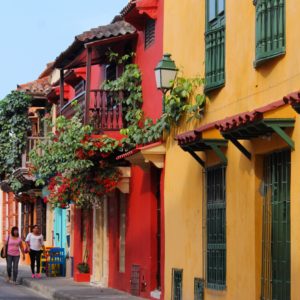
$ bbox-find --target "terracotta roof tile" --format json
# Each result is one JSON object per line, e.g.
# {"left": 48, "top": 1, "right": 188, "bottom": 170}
{"left": 76, "top": 20, "right": 136, "bottom": 43}
{"left": 54, "top": 20, "right": 136, "bottom": 69}
{"left": 116, "top": 141, "right": 162, "bottom": 160}
{"left": 17, "top": 77, "right": 51, "bottom": 97}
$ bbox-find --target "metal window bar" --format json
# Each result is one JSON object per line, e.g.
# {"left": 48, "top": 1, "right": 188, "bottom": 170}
{"left": 255, "top": 0, "right": 285, "bottom": 64}
{"left": 172, "top": 268, "right": 183, "bottom": 300}
{"left": 206, "top": 165, "right": 226, "bottom": 290}
{"left": 261, "top": 150, "right": 290, "bottom": 300}
{"left": 130, "top": 264, "right": 141, "bottom": 296}
{"left": 194, "top": 278, "right": 204, "bottom": 300}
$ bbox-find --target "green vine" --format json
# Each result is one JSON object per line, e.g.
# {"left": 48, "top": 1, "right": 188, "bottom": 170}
{"left": 101, "top": 52, "right": 206, "bottom": 147}
{"left": 0, "top": 91, "right": 32, "bottom": 189}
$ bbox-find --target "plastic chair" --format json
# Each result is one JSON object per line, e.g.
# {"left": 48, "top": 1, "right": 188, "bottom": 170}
{"left": 46, "top": 247, "right": 66, "bottom": 277}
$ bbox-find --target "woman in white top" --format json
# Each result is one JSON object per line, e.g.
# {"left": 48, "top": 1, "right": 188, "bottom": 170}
{"left": 25, "top": 225, "right": 45, "bottom": 279}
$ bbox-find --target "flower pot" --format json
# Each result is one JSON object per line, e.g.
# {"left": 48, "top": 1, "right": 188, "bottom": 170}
{"left": 74, "top": 272, "right": 90, "bottom": 282}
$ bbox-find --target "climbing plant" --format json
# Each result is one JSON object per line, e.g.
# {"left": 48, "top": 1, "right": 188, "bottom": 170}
{"left": 101, "top": 52, "right": 206, "bottom": 147}
{"left": 29, "top": 111, "right": 123, "bottom": 208}
{"left": 0, "top": 91, "right": 32, "bottom": 183}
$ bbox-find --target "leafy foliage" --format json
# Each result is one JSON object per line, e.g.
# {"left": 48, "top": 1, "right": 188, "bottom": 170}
{"left": 102, "top": 52, "right": 206, "bottom": 147}
{"left": 30, "top": 112, "right": 123, "bottom": 208}
{"left": 0, "top": 91, "right": 32, "bottom": 182}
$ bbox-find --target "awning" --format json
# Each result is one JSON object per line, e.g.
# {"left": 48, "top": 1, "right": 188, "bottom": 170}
{"left": 215, "top": 112, "right": 295, "bottom": 159}
{"left": 177, "top": 92, "right": 298, "bottom": 163}
{"left": 177, "top": 130, "right": 228, "bottom": 167}
{"left": 116, "top": 141, "right": 165, "bottom": 169}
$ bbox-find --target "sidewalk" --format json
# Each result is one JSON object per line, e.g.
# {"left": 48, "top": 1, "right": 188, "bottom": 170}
{"left": 0, "top": 263, "right": 144, "bottom": 300}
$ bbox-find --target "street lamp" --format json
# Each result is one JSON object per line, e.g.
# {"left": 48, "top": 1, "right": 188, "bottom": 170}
{"left": 155, "top": 53, "right": 178, "bottom": 94}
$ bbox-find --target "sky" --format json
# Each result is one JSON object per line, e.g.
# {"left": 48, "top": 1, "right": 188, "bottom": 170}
{"left": 0, "top": 0, "right": 128, "bottom": 99}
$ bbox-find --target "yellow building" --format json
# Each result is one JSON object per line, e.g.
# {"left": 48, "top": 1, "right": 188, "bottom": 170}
{"left": 163, "top": 1, "right": 299, "bottom": 299}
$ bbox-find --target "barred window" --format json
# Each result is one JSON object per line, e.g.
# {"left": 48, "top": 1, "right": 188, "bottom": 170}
{"left": 254, "top": 0, "right": 285, "bottom": 67}
{"left": 206, "top": 165, "right": 226, "bottom": 290}
{"left": 145, "top": 18, "right": 156, "bottom": 48}
{"left": 172, "top": 268, "right": 183, "bottom": 300}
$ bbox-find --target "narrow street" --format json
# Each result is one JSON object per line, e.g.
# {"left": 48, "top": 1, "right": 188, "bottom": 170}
{"left": 0, "top": 276, "right": 46, "bottom": 299}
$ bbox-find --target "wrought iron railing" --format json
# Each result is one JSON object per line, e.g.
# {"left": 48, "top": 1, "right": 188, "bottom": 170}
{"left": 89, "top": 89, "right": 124, "bottom": 131}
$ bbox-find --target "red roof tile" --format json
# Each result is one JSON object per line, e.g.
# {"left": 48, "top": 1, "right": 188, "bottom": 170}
{"left": 54, "top": 21, "right": 136, "bottom": 69}
{"left": 17, "top": 77, "right": 51, "bottom": 97}
{"left": 283, "top": 90, "right": 300, "bottom": 106}
{"left": 116, "top": 141, "right": 162, "bottom": 160}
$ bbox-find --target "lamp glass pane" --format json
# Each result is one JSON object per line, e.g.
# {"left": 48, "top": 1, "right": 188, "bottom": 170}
{"left": 155, "top": 69, "right": 162, "bottom": 89}
{"left": 161, "top": 69, "right": 177, "bottom": 89}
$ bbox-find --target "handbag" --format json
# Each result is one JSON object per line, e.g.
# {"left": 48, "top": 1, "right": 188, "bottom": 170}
{"left": 0, "top": 236, "right": 9, "bottom": 258}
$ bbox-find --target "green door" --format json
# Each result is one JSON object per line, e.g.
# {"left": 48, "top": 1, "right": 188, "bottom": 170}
{"left": 262, "top": 150, "right": 290, "bottom": 300}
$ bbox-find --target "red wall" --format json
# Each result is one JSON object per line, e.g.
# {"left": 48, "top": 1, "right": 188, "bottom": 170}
{"left": 108, "top": 1, "right": 164, "bottom": 298}
{"left": 134, "top": 2, "right": 164, "bottom": 120}
{"left": 108, "top": 166, "right": 160, "bottom": 298}
{"left": 73, "top": 208, "right": 93, "bottom": 277}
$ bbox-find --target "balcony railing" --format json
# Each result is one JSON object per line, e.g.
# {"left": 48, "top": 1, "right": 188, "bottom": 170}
{"left": 22, "top": 136, "right": 48, "bottom": 168}
{"left": 60, "top": 92, "right": 86, "bottom": 119}
{"left": 89, "top": 89, "right": 124, "bottom": 131}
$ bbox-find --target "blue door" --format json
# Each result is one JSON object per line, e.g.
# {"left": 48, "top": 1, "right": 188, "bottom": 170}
{"left": 54, "top": 208, "right": 67, "bottom": 249}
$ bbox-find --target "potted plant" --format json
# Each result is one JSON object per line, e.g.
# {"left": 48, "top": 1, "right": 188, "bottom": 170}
{"left": 77, "top": 262, "right": 89, "bottom": 274}
{"left": 74, "top": 249, "right": 90, "bottom": 282}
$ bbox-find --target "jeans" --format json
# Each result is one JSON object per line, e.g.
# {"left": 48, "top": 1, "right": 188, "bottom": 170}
{"left": 29, "top": 249, "right": 42, "bottom": 274}
{"left": 6, "top": 255, "right": 20, "bottom": 282}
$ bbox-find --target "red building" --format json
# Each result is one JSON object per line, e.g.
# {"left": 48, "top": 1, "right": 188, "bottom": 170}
{"left": 50, "top": 1, "right": 165, "bottom": 298}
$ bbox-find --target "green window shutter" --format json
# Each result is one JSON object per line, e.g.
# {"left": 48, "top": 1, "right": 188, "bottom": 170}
{"left": 254, "top": 0, "right": 286, "bottom": 67}
{"left": 261, "top": 150, "right": 291, "bottom": 300}
{"left": 206, "top": 165, "right": 226, "bottom": 290}
{"left": 205, "top": 0, "right": 225, "bottom": 93}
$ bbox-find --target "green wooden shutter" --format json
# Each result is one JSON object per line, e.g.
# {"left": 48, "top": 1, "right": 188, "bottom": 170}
{"left": 205, "top": 0, "right": 225, "bottom": 92}
{"left": 261, "top": 150, "right": 290, "bottom": 300}
{"left": 254, "top": 0, "right": 285, "bottom": 67}
{"left": 206, "top": 165, "right": 226, "bottom": 290}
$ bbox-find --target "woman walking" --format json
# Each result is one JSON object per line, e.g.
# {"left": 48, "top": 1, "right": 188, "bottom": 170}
{"left": 25, "top": 225, "right": 45, "bottom": 279}
{"left": 5, "top": 226, "right": 25, "bottom": 284}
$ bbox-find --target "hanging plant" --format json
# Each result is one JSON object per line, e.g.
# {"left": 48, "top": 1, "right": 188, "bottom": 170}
{"left": 44, "top": 165, "right": 121, "bottom": 208}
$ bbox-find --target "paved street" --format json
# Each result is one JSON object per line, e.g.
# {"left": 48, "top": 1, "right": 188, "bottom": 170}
{"left": 0, "top": 276, "right": 46, "bottom": 299}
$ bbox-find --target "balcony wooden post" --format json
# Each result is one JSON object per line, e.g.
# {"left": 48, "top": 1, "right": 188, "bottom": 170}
{"left": 85, "top": 47, "right": 92, "bottom": 124}
{"left": 59, "top": 69, "right": 64, "bottom": 115}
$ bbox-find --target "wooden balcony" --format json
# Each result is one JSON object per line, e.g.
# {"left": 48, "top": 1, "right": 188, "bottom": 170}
{"left": 22, "top": 136, "right": 48, "bottom": 168}
{"left": 89, "top": 89, "right": 124, "bottom": 131}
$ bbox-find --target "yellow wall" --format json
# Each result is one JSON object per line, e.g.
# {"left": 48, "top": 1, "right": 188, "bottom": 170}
{"left": 163, "top": 1, "right": 300, "bottom": 299}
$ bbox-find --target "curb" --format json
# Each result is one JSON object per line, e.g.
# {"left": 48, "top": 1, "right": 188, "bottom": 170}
{"left": 0, "top": 267, "right": 144, "bottom": 300}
